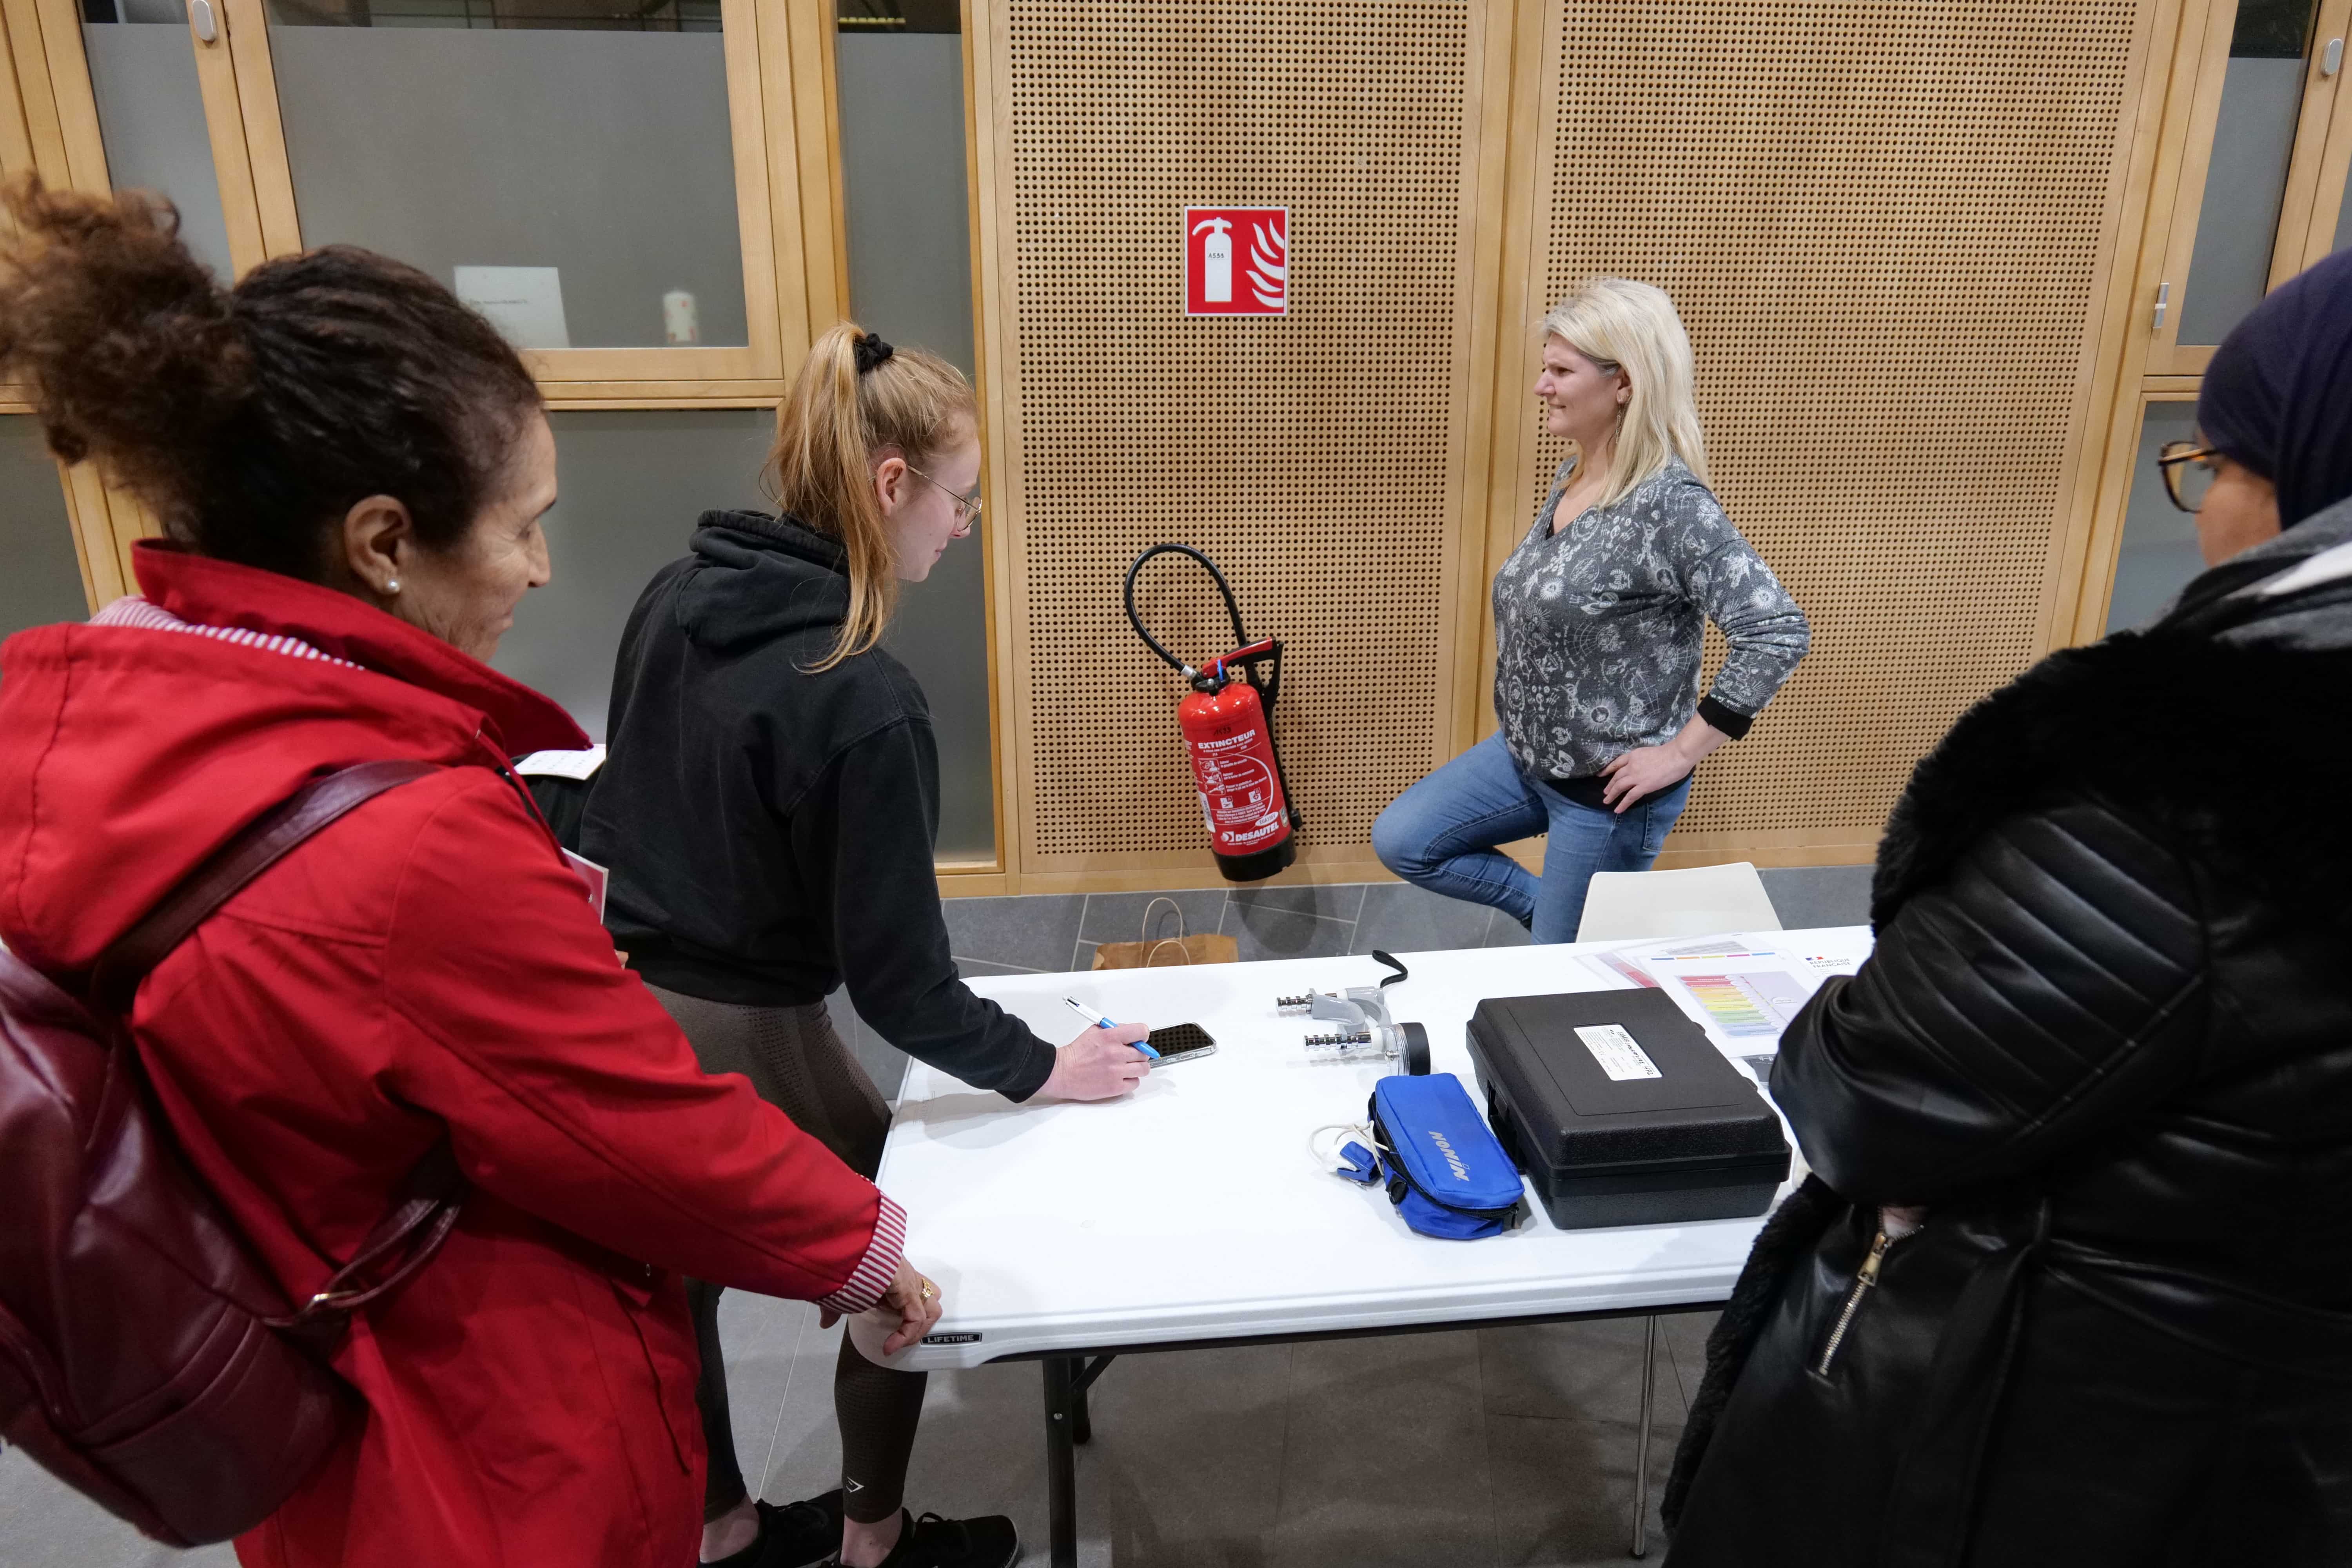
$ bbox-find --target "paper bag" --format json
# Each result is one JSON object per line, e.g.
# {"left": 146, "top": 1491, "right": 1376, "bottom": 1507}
{"left": 1090, "top": 933, "right": 1238, "bottom": 969}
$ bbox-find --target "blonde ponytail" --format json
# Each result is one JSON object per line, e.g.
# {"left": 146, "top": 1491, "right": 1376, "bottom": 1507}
{"left": 767, "top": 322, "right": 977, "bottom": 671}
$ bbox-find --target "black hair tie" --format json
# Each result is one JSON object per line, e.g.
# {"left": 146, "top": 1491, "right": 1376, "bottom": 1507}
{"left": 853, "top": 332, "right": 895, "bottom": 374}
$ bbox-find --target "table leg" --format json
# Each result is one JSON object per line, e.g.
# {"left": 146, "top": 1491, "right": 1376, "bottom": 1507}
{"left": 1069, "top": 1352, "right": 1117, "bottom": 1446}
{"left": 1631, "top": 1314, "right": 1658, "bottom": 1559}
{"left": 1042, "top": 1356, "right": 1079, "bottom": 1568}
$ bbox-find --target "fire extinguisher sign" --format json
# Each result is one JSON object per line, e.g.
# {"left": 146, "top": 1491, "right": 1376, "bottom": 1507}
{"left": 1184, "top": 207, "right": 1288, "bottom": 316}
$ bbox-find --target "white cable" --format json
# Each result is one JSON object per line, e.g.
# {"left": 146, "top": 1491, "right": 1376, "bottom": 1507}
{"left": 1308, "top": 1122, "right": 1377, "bottom": 1178}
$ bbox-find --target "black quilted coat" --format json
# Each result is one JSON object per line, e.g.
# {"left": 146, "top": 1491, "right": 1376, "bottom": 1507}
{"left": 1664, "top": 505, "right": 2352, "bottom": 1567}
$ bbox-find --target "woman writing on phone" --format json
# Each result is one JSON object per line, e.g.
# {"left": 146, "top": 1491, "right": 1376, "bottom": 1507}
{"left": 583, "top": 325, "right": 1151, "bottom": 1568}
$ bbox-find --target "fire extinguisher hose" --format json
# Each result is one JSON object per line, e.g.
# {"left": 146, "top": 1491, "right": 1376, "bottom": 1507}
{"left": 1124, "top": 543, "right": 1248, "bottom": 679}
{"left": 1124, "top": 543, "right": 1304, "bottom": 832}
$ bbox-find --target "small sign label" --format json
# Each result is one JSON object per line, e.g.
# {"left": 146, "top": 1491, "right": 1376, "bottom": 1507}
{"left": 1574, "top": 1023, "right": 1662, "bottom": 1082}
{"left": 1185, "top": 207, "right": 1288, "bottom": 315}
{"left": 922, "top": 1331, "right": 982, "bottom": 1346}
{"left": 454, "top": 265, "right": 571, "bottom": 350}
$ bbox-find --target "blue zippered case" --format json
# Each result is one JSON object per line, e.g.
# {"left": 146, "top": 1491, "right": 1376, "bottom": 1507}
{"left": 1341, "top": 1073, "right": 1528, "bottom": 1240}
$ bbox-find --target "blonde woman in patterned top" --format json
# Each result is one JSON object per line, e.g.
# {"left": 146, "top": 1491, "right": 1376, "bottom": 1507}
{"left": 1373, "top": 277, "right": 1809, "bottom": 941}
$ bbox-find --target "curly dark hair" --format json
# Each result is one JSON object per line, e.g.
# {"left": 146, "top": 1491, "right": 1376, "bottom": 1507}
{"left": 0, "top": 176, "right": 541, "bottom": 579}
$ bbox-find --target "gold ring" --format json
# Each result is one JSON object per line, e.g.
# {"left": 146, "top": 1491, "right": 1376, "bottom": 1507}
{"left": 919, "top": 1281, "right": 938, "bottom": 1301}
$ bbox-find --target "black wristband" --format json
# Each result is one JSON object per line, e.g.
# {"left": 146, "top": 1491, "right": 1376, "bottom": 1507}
{"left": 1697, "top": 696, "right": 1753, "bottom": 740}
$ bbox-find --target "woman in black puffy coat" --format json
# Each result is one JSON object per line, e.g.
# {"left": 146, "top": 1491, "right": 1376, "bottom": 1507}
{"left": 1664, "top": 251, "right": 2352, "bottom": 1566}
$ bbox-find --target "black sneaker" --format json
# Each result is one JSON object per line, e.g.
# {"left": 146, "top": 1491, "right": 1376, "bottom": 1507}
{"left": 735, "top": 1491, "right": 844, "bottom": 1568}
{"left": 862, "top": 1509, "right": 1020, "bottom": 1568}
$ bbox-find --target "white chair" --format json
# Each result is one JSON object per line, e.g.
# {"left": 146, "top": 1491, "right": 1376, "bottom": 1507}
{"left": 1575, "top": 860, "right": 1782, "bottom": 944}
{"left": 1572, "top": 859, "right": 1781, "bottom": 1557}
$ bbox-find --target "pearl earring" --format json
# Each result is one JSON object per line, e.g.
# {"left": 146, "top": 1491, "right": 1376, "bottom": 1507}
{"left": 385, "top": 579, "right": 401, "bottom": 594}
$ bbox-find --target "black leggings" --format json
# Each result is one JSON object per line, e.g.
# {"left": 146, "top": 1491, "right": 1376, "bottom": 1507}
{"left": 649, "top": 987, "right": 929, "bottom": 1526}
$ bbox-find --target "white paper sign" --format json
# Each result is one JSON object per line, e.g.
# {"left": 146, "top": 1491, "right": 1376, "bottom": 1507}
{"left": 514, "top": 745, "right": 606, "bottom": 781}
{"left": 1574, "top": 1023, "right": 1662, "bottom": 1082}
{"left": 454, "top": 265, "right": 572, "bottom": 350}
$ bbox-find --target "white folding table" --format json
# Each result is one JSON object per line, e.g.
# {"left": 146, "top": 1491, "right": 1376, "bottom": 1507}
{"left": 870, "top": 931, "right": 1867, "bottom": 1564}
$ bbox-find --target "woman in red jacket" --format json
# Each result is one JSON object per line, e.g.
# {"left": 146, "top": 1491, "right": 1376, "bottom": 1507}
{"left": 0, "top": 181, "right": 936, "bottom": 1568}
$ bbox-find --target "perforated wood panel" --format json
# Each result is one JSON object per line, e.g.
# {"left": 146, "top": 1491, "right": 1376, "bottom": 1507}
{"left": 1519, "top": 0, "right": 2146, "bottom": 846}
{"left": 983, "top": 0, "right": 1488, "bottom": 868}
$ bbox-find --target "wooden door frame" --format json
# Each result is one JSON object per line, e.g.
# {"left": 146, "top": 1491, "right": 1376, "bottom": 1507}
{"left": 2275, "top": 0, "right": 2351, "bottom": 272}
{"left": 214, "top": 0, "right": 830, "bottom": 398}
{"left": 0, "top": 0, "right": 178, "bottom": 605}
{"left": 2067, "top": 0, "right": 2350, "bottom": 641}
{"left": 0, "top": 1, "right": 101, "bottom": 612}
{"left": 2143, "top": 0, "right": 2348, "bottom": 375}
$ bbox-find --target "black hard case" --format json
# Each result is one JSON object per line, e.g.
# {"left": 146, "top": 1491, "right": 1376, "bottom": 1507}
{"left": 1465, "top": 988, "right": 1790, "bottom": 1230}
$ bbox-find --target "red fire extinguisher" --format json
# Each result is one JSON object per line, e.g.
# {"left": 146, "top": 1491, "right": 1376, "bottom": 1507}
{"left": 1125, "top": 544, "right": 1303, "bottom": 882}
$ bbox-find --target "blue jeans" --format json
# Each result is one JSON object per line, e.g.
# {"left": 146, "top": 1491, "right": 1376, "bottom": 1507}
{"left": 1372, "top": 733, "right": 1693, "bottom": 944}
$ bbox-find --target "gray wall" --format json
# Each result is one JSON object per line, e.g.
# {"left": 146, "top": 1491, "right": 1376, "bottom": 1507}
{"left": 839, "top": 31, "right": 993, "bottom": 859}
{"left": 0, "top": 419, "right": 86, "bottom": 640}
{"left": 2177, "top": 57, "right": 2308, "bottom": 345}
{"left": 2105, "top": 400, "right": 2204, "bottom": 633}
{"left": 836, "top": 33, "right": 977, "bottom": 376}
{"left": 81, "top": 20, "right": 236, "bottom": 284}
{"left": 494, "top": 409, "right": 773, "bottom": 735}
{"left": 268, "top": 27, "right": 747, "bottom": 348}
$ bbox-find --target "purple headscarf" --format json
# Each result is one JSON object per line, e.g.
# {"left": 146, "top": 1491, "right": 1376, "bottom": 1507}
{"left": 2197, "top": 249, "right": 2352, "bottom": 530}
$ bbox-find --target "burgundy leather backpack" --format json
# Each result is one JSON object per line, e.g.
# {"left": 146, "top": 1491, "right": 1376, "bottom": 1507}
{"left": 0, "top": 761, "right": 463, "bottom": 1545}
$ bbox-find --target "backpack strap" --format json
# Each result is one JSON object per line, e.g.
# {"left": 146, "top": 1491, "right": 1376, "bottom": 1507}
{"left": 269, "top": 1140, "right": 465, "bottom": 1335}
{"left": 88, "top": 759, "right": 465, "bottom": 1338}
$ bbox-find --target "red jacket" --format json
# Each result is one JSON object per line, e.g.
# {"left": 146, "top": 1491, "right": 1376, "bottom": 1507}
{"left": 0, "top": 545, "right": 905, "bottom": 1568}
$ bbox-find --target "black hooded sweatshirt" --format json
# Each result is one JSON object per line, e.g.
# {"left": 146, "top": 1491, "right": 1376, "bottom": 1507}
{"left": 581, "top": 511, "right": 1057, "bottom": 1101}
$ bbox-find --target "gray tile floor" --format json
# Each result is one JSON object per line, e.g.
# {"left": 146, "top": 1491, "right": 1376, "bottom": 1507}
{"left": 0, "top": 1298, "right": 1717, "bottom": 1568}
{"left": 2, "top": 871, "right": 1858, "bottom": 1566}
{"left": 864, "top": 870, "right": 1869, "bottom": 1098}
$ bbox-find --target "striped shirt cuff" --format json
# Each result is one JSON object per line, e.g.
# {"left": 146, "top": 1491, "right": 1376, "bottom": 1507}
{"left": 815, "top": 1191, "right": 907, "bottom": 1317}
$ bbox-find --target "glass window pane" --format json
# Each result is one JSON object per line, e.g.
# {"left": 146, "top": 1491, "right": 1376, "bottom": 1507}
{"left": 494, "top": 409, "right": 771, "bottom": 736}
{"left": 265, "top": 0, "right": 748, "bottom": 350}
{"left": 837, "top": 2, "right": 992, "bottom": 860}
{"left": 2177, "top": 0, "right": 2320, "bottom": 344}
{"left": 0, "top": 417, "right": 88, "bottom": 638}
{"left": 80, "top": 0, "right": 236, "bottom": 283}
{"left": 2106, "top": 401, "right": 2206, "bottom": 633}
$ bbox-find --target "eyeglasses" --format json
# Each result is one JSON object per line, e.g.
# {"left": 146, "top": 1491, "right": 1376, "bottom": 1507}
{"left": 2156, "top": 441, "right": 2221, "bottom": 514}
{"left": 907, "top": 464, "right": 983, "bottom": 535}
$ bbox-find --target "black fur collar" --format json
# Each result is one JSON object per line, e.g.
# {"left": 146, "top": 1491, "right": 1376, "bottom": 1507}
{"left": 1872, "top": 625, "right": 2352, "bottom": 933}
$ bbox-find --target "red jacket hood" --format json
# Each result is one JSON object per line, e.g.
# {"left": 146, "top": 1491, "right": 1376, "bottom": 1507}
{"left": 0, "top": 542, "right": 588, "bottom": 973}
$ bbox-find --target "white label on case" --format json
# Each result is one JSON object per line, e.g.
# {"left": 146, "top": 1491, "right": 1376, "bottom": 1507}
{"left": 1574, "top": 1024, "right": 1662, "bottom": 1082}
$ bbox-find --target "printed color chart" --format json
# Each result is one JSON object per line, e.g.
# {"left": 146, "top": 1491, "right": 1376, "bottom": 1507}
{"left": 1673, "top": 971, "right": 1815, "bottom": 1039}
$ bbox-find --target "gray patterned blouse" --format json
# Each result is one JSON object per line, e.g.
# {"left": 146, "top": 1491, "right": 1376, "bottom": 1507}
{"left": 1493, "top": 456, "right": 1808, "bottom": 781}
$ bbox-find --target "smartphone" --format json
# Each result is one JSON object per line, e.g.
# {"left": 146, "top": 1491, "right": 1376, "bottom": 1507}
{"left": 1145, "top": 1023, "right": 1217, "bottom": 1065}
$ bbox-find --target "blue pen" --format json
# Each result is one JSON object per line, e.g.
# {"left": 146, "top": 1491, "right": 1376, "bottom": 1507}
{"left": 1064, "top": 996, "right": 1159, "bottom": 1058}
